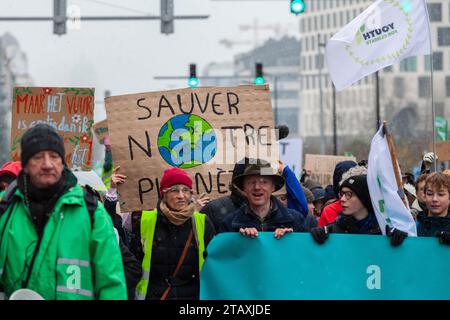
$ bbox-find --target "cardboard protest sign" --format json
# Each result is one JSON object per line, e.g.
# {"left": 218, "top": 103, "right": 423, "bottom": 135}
{"left": 429, "top": 141, "right": 450, "bottom": 161}
{"left": 279, "top": 137, "right": 303, "bottom": 178}
{"left": 93, "top": 119, "right": 109, "bottom": 143}
{"left": 105, "top": 85, "right": 277, "bottom": 212}
{"left": 304, "top": 154, "right": 357, "bottom": 186}
{"left": 11, "top": 87, "right": 95, "bottom": 170}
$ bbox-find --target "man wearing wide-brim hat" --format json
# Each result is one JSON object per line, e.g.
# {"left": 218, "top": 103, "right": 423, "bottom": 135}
{"left": 219, "top": 158, "right": 307, "bottom": 239}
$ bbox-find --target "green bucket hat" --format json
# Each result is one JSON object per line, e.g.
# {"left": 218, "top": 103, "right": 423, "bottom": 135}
{"left": 232, "top": 159, "right": 285, "bottom": 192}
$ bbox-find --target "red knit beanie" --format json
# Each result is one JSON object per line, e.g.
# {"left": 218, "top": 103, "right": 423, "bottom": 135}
{"left": 0, "top": 161, "right": 22, "bottom": 178}
{"left": 159, "top": 167, "right": 193, "bottom": 196}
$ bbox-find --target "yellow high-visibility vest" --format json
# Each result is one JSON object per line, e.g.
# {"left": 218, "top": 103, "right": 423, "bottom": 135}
{"left": 135, "top": 210, "right": 206, "bottom": 300}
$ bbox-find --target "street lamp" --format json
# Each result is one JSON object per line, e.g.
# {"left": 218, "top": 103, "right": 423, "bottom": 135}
{"left": 318, "top": 35, "right": 337, "bottom": 155}
{"left": 317, "top": 34, "right": 325, "bottom": 155}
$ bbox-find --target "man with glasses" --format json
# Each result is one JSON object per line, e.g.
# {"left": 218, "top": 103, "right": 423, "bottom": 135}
{"left": 219, "top": 158, "right": 307, "bottom": 239}
{"left": 131, "top": 167, "right": 215, "bottom": 300}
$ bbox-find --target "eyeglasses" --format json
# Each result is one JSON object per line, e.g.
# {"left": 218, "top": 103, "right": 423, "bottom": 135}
{"left": 163, "top": 186, "right": 192, "bottom": 195}
{"left": 339, "top": 190, "right": 353, "bottom": 200}
{"left": 244, "top": 176, "right": 273, "bottom": 187}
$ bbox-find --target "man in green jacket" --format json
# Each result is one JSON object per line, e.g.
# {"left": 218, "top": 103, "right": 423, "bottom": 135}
{"left": 0, "top": 124, "right": 127, "bottom": 300}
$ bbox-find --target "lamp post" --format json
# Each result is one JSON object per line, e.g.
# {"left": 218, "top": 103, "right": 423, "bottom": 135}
{"left": 332, "top": 83, "right": 337, "bottom": 155}
{"left": 318, "top": 34, "right": 325, "bottom": 155}
{"left": 273, "top": 76, "right": 278, "bottom": 125}
{"left": 319, "top": 36, "right": 337, "bottom": 155}
{"left": 375, "top": 71, "right": 380, "bottom": 131}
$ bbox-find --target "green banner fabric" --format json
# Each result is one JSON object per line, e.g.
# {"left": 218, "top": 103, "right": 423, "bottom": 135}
{"left": 436, "top": 115, "right": 448, "bottom": 141}
{"left": 200, "top": 233, "right": 450, "bottom": 300}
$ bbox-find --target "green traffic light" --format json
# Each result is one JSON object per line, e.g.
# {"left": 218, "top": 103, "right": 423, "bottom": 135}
{"left": 290, "top": 0, "right": 305, "bottom": 14}
{"left": 188, "top": 77, "right": 199, "bottom": 87}
{"left": 254, "top": 77, "right": 265, "bottom": 85}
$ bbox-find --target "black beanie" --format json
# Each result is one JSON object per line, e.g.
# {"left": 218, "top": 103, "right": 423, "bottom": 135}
{"left": 20, "top": 124, "right": 65, "bottom": 166}
{"left": 339, "top": 174, "right": 374, "bottom": 213}
{"left": 333, "top": 160, "right": 358, "bottom": 197}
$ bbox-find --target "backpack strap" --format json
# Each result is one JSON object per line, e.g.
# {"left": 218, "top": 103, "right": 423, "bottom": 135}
{"left": 0, "top": 180, "right": 18, "bottom": 216}
{"left": 0, "top": 180, "right": 19, "bottom": 259}
{"left": 83, "top": 185, "right": 98, "bottom": 229}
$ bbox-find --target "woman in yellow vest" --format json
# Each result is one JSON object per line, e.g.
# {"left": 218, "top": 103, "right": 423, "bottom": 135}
{"left": 133, "top": 167, "right": 215, "bottom": 300}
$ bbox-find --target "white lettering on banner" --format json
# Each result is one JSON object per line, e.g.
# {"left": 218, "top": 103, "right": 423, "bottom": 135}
{"left": 72, "top": 144, "right": 90, "bottom": 167}
{"left": 366, "top": 265, "right": 381, "bottom": 290}
{"left": 66, "top": 265, "right": 81, "bottom": 290}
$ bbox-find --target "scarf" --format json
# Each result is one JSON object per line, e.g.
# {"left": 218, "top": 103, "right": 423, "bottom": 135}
{"left": 355, "top": 212, "right": 377, "bottom": 234}
{"left": 17, "top": 167, "right": 76, "bottom": 235}
{"left": 159, "top": 201, "right": 195, "bottom": 226}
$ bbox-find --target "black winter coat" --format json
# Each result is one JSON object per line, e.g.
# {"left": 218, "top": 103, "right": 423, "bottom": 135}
{"left": 103, "top": 197, "right": 142, "bottom": 299}
{"left": 200, "top": 191, "right": 246, "bottom": 233}
{"left": 416, "top": 209, "right": 450, "bottom": 237}
{"left": 219, "top": 196, "right": 307, "bottom": 233}
{"left": 119, "top": 238, "right": 142, "bottom": 300}
{"left": 326, "top": 214, "right": 381, "bottom": 235}
{"left": 130, "top": 208, "right": 216, "bottom": 300}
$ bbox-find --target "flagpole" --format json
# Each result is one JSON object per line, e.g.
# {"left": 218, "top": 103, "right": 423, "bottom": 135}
{"left": 382, "top": 121, "right": 409, "bottom": 209}
{"left": 332, "top": 83, "right": 337, "bottom": 155}
{"left": 424, "top": 1, "right": 437, "bottom": 172}
{"left": 375, "top": 71, "right": 380, "bottom": 131}
{"left": 430, "top": 50, "right": 437, "bottom": 172}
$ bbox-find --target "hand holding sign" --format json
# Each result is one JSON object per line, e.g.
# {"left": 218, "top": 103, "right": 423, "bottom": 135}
{"left": 274, "top": 227, "right": 293, "bottom": 240}
{"left": 111, "top": 166, "right": 127, "bottom": 188}
{"left": 277, "top": 160, "right": 285, "bottom": 175}
{"left": 104, "top": 136, "right": 111, "bottom": 149}
{"left": 239, "top": 227, "right": 259, "bottom": 238}
{"left": 194, "top": 193, "right": 210, "bottom": 212}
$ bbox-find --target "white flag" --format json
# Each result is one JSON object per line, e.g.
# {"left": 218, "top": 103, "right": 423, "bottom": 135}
{"left": 367, "top": 125, "right": 417, "bottom": 236}
{"left": 326, "top": 0, "right": 431, "bottom": 91}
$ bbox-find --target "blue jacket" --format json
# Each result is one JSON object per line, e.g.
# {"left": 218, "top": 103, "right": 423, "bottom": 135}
{"left": 282, "top": 166, "right": 309, "bottom": 217}
{"left": 219, "top": 196, "right": 307, "bottom": 233}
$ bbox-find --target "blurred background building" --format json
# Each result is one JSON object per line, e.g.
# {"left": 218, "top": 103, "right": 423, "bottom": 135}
{"left": 199, "top": 37, "right": 302, "bottom": 136}
{"left": 0, "top": 32, "right": 33, "bottom": 165}
{"left": 299, "top": 0, "right": 450, "bottom": 170}
{"left": 234, "top": 36, "right": 301, "bottom": 135}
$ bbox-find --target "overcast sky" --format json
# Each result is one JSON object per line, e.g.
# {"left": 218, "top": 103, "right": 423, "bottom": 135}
{"left": 0, "top": 0, "right": 301, "bottom": 121}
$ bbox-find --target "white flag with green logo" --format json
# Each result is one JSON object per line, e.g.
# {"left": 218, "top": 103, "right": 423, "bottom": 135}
{"left": 326, "top": 0, "right": 431, "bottom": 91}
{"left": 367, "top": 125, "right": 417, "bottom": 236}
{"left": 435, "top": 115, "right": 448, "bottom": 141}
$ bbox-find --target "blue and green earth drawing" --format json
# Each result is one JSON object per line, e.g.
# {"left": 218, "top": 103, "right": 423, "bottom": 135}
{"left": 157, "top": 114, "right": 217, "bottom": 168}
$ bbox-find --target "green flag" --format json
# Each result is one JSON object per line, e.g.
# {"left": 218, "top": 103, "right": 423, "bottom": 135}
{"left": 436, "top": 115, "right": 448, "bottom": 141}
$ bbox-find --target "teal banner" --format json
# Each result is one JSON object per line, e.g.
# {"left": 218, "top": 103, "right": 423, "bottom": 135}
{"left": 200, "top": 233, "right": 450, "bottom": 300}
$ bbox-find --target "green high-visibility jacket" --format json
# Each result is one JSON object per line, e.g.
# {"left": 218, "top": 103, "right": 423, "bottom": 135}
{"left": 0, "top": 184, "right": 127, "bottom": 300}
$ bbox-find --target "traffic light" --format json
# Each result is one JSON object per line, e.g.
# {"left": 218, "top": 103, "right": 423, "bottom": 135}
{"left": 161, "top": 0, "right": 174, "bottom": 35}
{"left": 53, "top": 0, "right": 67, "bottom": 35}
{"left": 254, "top": 63, "right": 265, "bottom": 85}
{"left": 290, "top": 0, "right": 306, "bottom": 15}
{"left": 188, "top": 64, "right": 199, "bottom": 87}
